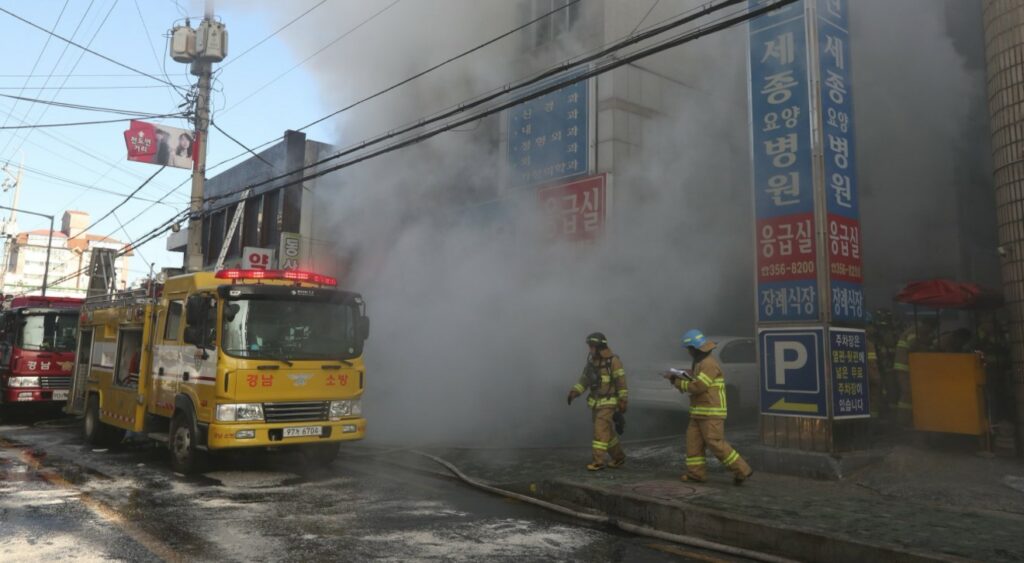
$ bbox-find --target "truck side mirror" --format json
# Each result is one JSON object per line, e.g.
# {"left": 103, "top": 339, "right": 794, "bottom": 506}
{"left": 183, "top": 325, "right": 202, "bottom": 347}
{"left": 357, "top": 316, "right": 370, "bottom": 341}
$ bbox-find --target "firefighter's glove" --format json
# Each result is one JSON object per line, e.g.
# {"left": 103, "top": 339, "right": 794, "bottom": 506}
{"left": 567, "top": 390, "right": 579, "bottom": 405}
{"left": 618, "top": 399, "right": 628, "bottom": 413}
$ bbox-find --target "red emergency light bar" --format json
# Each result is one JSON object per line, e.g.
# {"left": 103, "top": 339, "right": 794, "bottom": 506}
{"left": 215, "top": 269, "right": 337, "bottom": 286}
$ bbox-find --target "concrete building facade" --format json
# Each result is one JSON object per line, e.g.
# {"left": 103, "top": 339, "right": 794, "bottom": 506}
{"left": 1, "top": 210, "right": 131, "bottom": 298}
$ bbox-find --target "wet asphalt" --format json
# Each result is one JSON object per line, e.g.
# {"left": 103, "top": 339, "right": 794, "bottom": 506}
{"left": 0, "top": 410, "right": 755, "bottom": 563}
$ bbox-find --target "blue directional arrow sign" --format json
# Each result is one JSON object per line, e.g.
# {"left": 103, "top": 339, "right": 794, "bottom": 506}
{"left": 759, "top": 327, "right": 828, "bottom": 418}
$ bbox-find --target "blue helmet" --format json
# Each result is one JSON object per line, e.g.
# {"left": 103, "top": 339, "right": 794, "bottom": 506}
{"left": 681, "top": 329, "right": 708, "bottom": 350}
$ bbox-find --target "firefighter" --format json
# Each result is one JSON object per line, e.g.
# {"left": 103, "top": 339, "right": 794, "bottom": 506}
{"left": 893, "top": 319, "right": 937, "bottom": 426}
{"left": 567, "top": 332, "right": 628, "bottom": 471}
{"left": 866, "top": 320, "right": 883, "bottom": 418}
{"left": 666, "top": 329, "right": 752, "bottom": 485}
{"left": 872, "top": 309, "right": 901, "bottom": 416}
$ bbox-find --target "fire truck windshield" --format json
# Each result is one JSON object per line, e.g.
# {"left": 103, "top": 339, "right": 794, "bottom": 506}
{"left": 17, "top": 312, "right": 79, "bottom": 352}
{"left": 221, "top": 298, "right": 361, "bottom": 361}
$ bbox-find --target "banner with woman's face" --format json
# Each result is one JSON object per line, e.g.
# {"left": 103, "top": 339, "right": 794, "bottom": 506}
{"left": 123, "top": 120, "right": 195, "bottom": 170}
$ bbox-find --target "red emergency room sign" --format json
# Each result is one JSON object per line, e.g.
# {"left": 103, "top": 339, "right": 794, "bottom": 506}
{"left": 537, "top": 173, "right": 608, "bottom": 243}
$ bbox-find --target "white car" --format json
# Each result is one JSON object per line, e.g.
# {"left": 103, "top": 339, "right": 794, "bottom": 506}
{"left": 629, "top": 336, "right": 758, "bottom": 418}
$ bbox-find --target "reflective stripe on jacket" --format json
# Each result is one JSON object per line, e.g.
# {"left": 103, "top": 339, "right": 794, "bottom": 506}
{"left": 571, "top": 349, "right": 628, "bottom": 409}
{"left": 674, "top": 355, "right": 727, "bottom": 418}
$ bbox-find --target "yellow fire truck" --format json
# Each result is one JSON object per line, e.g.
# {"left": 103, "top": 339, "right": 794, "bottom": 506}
{"left": 67, "top": 268, "right": 369, "bottom": 473}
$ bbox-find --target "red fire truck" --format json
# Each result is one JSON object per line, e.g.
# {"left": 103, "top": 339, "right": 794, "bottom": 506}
{"left": 0, "top": 296, "right": 83, "bottom": 410}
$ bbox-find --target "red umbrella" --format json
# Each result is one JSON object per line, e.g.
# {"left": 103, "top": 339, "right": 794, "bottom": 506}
{"left": 895, "top": 279, "right": 1002, "bottom": 310}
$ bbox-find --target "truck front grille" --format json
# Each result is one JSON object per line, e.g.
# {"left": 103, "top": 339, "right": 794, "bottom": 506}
{"left": 263, "top": 401, "right": 330, "bottom": 423}
{"left": 40, "top": 376, "right": 70, "bottom": 389}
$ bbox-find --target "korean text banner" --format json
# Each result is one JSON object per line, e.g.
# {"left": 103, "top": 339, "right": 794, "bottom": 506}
{"left": 507, "top": 68, "right": 590, "bottom": 187}
{"left": 749, "top": 0, "right": 819, "bottom": 322}
{"left": 817, "top": 0, "right": 865, "bottom": 323}
{"left": 537, "top": 173, "right": 607, "bottom": 243}
{"left": 123, "top": 120, "right": 195, "bottom": 170}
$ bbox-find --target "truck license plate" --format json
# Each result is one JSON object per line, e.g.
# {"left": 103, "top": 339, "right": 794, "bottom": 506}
{"left": 282, "top": 426, "right": 322, "bottom": 438}
{"left": 52, "top": 390, "right": 69, "bottom": 401}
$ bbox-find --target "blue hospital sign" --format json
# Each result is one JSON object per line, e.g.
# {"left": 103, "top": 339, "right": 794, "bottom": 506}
{"left": 507, "top": 68, "right": 590, "bottom": 186}
{"left": 759, "top": 327, "right": 828, "bottom": 418}
{"left": 749, "top": 0, "right": 819, "bottom": 323}
{"left": 816, "top": 0, "right": 865, "bottom": 323}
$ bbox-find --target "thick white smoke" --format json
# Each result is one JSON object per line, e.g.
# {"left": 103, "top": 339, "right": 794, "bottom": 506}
{"left": 235, "top": 0, "right": 994, "bottom": 444}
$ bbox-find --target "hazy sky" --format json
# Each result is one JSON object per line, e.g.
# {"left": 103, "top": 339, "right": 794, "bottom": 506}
{"left": 0, "top": 0, "right": 338, "bottom": 280}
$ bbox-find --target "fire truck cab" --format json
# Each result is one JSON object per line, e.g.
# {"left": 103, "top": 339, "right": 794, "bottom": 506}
{"left": 68, "top": 269, "right": 369, "bottom": 473}
{"left": 0, "top": 296, "right": 83, "bottom": 410}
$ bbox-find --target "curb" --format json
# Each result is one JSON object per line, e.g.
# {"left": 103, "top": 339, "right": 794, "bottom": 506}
{"left": 533, "top": 478, "right": 971, "bottom": 563}
{"left": 742, "top": 444, "right": 888, "bottom": 480}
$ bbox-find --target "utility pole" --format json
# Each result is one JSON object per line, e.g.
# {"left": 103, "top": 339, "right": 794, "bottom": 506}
{"left": 186, "top": 57, "right": 211, "bottom": 273}
{"left": 171, "top": 1, "right": 227, "bottom": 273}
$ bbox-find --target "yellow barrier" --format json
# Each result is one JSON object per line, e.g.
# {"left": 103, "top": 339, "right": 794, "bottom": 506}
{"left": 909, "top": 353, "right": 988, "bottom": 436}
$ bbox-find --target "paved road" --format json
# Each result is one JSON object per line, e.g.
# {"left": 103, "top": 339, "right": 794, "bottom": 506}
{"left": 0, "top": 413, "right": 752, "bottom": 562}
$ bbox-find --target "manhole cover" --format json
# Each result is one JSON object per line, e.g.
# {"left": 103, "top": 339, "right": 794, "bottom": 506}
{"left": 628, "top": 480, "right": 709, "bottom": 500}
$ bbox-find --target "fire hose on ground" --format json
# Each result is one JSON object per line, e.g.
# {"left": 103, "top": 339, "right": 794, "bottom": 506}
{"left": 408, "top": 449, "right": 795, "bottom": 563}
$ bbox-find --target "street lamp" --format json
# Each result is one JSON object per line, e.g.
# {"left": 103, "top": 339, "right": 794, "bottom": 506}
{"left": 0, "top": 204, "right": 54, "bottom": 297}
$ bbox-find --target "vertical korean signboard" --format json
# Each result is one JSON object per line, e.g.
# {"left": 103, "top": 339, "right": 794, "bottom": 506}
{"left": 507, "top": 68, "right": 590, "bottom": 187}
{"left": 749, "top": 1, "right": 818, "bottom": 323}
{"left": 751, "top": 0, "right": 869, "bottom": 428}
{"left": 817, "top": 0, "right": 864, "bottom": 323}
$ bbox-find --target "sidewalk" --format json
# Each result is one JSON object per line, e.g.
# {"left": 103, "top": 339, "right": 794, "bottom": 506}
{"left": 373, "top": 432, "right": 1024, "bottom": 562}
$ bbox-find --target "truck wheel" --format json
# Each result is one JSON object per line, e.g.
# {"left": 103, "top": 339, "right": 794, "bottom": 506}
{"left": 84, "top": 395, "right": 125, "bottom": 447}
{"left": 304, "top": 443, "right": 340, "bottom": 467}
{"left": 169, "top": 410, "right": 206, "bottom": 474}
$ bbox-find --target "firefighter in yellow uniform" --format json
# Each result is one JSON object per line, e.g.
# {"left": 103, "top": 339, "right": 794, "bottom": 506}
{"left": 667, "top": 329, "right": 752, "bottom": 485}
{"left": 866, "top": 327, "right": 882, "bottom": 418}
{"left": 893, "top": 320, "right": 936, "bottom": 426}
{"left": 567, "top": 332, "right": 628, "bottom": 471}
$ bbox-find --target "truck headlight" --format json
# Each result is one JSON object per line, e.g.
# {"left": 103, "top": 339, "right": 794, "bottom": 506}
{"left": 329, "top": 399, "right": 362, "bottom": 421}
{"left": 7, "top": 376, "right": 40, "bottom": 388}
{"left": 216, "top": 403, "right": 264, "bottom": 422}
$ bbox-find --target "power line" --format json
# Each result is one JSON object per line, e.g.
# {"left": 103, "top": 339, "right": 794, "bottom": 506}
{"left": 207, "top": 0, "right": 789, "bottom": 208}
{"left": 220, "top": 0, "right": 402, "bottom": 115}
{"left": 0, "top": 85, "right": 169, "bottom": 90}
{"left": 194, "top": 0, "right": 585, "bottom": 177}
{"left": 0, "top": 1, "right": 71, "bottom": 138}
{"left": 0, "top": 99, "right": 188, "bottom": 204}
{"left": 631, "top": 0, "right": 663, "bottom": 35}
{"left": 0, "top": 0, "right": 99, "bottom": 160}
{"left": 0, "top": 5, "right": 183, "bottom": 91}
{"left": 290, "top": 0, "right": 583, "bottom": 135}
{"left": 67, "top": 165, "right": 166, "bottom": 240}
{"left": 208, "top": 0, "right": 750, "bottom": 205}
{"left": 0, "top": 113, "right": 187, "bottom": 130}
{"left": 2, "top": 159, "right": 185, "bottom": 206}
{"left": 13, "top": 206, "right": 189, "bottom": 296}
{"left": 132, "top": 0, "right": 184, "bottom": 110}
{"left": 2, "top": 0, "right": 126, "bottom": 164}
{"left": 111, "top": 210, "right": 148, "bottom": 266}
{"left": 210, "top": 121, "right": 272, "bottom": 166}
{"left": 0, "top": 92, "right": 183, "bottom": 117}
{"left": 221, "top": 0, "right": 328, "bottom": 69}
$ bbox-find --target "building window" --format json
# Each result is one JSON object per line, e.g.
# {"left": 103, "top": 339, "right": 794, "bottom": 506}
{"left": 164, "top": 300, "right": 183, "bottom": 341}
{"left": 532, "top": 0, "right": 580, "bottom": 47}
